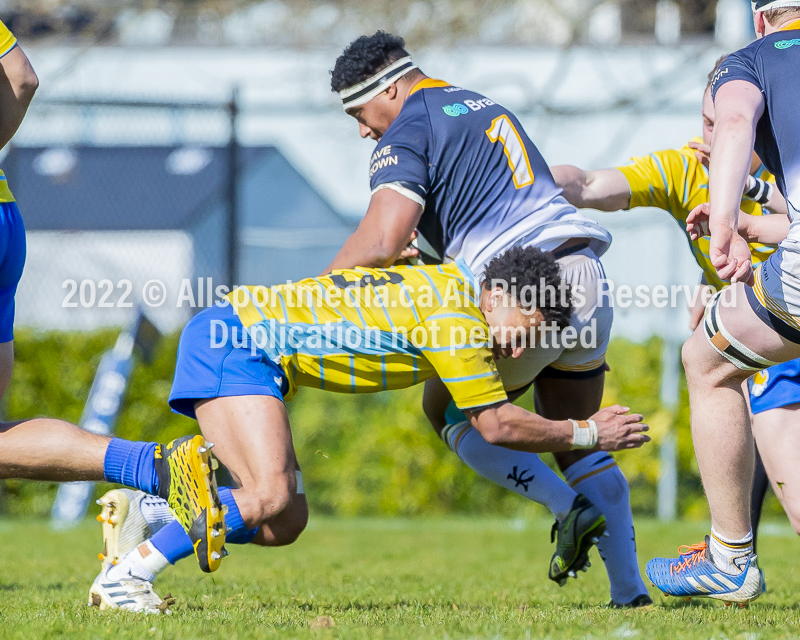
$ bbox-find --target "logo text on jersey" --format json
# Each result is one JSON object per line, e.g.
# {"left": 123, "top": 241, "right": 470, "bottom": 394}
{"left": 775, "top": 38, "right": 800, "bottom": 49}
{"left": 710, "top": 66, "right": 728, "bottom": 89}
{"left": 442, "top": 98, "right": 497, "bottom": 117}
{"left": 369, "top": 145, "right": 398, "bottom": 177}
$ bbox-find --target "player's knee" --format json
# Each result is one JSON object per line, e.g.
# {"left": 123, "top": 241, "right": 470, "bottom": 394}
{"left": 248, "top": 475, "right": 297, "bottom": 525}
{"left": 681, "top": 332, "right": 743, "bottom": 388}
{"left": 249, "top": 497, "right": 308, "bottom": 547}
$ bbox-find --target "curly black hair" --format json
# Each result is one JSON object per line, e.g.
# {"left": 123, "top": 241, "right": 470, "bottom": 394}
{"left": 482, "top": 246, "right": 573, "bottom": 330}
{"left": 330, "top": 31, "right": 409, "bottom": 92}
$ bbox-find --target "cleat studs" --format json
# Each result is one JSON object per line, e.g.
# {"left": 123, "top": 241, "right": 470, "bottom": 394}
{"left": 211, "top": 529, "right": 220, "bottom": 538}
{"left": 590, "top": 537, "right": 599, "bottom": 544}
{"left": 221, "top": 548, "right": 230, "bottom": 557}
{"left": 568, "top": 571, "right": 576, "bottom": 578}
{"left": 97, "top": 553, "right": 105, "bottom": 561}
{"left": 724, "top": 602, "right": 732, "bottom": 608}
{"left": 210, "top": 459, "right": 219, "bottom": 471}
{"left": 201, "top": 463, "right": 209, "bottom": 474}
{"left": 96, "top": 499, "right": 103, "bottom": 505}
{"left": 581, "top": 566, "right": 589, "bottom": 573}
{"left": 739, "top": 603, "right": 748, "bottom": 608}
{"left": 225, "top": 526, "right": 232, "bottom": 533}
{"left": 602, "top": 532, "right": 610, "bottom": 537}
{"left": 96, "top": 515, "right": 104, "bottom": 522}
{"left": 222, "top": 505, "right": 229, "bottom": 515}
{"left": 211, "top": 552, "right": 221, "bottom": 561}
{"left": 685, "top": 598, "right": 691, "bottom": 602}
{"left": 206, "top": 442, "right": 215, "bottom": 449}
{"left": 198, "top": 447, "right": 207, "bottom": 454}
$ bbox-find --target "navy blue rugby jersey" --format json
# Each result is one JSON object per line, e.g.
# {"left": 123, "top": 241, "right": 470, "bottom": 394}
{"left": 711, "top": 20, "right": 800, "bottom": 225}
{"left": 368, "top": 78, "right": 610, "bottom": 272}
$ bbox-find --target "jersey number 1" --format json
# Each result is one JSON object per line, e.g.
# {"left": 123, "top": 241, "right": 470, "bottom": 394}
{"left": 485, "top": 115, "right": 534, "bottom": 189}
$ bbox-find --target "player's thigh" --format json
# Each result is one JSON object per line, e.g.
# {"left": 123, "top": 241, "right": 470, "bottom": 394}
{"left": 195, "top": 394, "right": 299, "bottom": 501}
{"left": 535, "top": 373, "right": 605, "bottom": 471}
{"left": 684, "top": 283, "right": 800, "bottom": 387}
{"left": 751, "top": 403, "right": 800, "bottom": 533}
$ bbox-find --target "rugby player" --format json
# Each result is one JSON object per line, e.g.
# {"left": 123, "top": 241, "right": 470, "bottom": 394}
{"left": 646, "top": 1, "right": 800, "bottom": 604}
{"left": 86, "top": 250, "right": 650, "bottom": 612}
{"left": 0, "top": 21, "right": 37, "bottom": 404}
{"left": 552, "top": 57, "right": 789, "bottom": 554}
{"left": 326, "top": 32, "right": 651, "bottom": 606}
{"left": 0, "top": 19, "right": 227, "bottom": 598}
{"left": 553, "top": 57, "right": 785, "bottom": 331}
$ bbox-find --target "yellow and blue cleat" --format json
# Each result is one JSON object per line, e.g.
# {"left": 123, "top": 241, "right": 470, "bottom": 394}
{"left": 154, "top": 435, "right": 227, "bottom": 573}
{"left": 646, "top": 537, "right": 762, "bottom": 605}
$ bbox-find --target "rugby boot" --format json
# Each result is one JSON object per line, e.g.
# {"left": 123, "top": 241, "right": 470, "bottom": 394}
{"left": 646, "top": 536, "right": 762, "bottom": 605}
{"left": 88, "top": 564, "right": 175, "bottom": 614}
{"left": 95, "top": 489, "right": 174, "bottom": 569}
{"left": 549, "top": 493, "right": 607, "bottom": 586}
{"left": 154, "top": 435, "right": 227, "bottom": 573}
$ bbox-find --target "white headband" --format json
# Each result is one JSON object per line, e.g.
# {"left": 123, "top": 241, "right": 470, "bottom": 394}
{"left": 339, "top": 56, "right": 418, "bottom": 110}
{"left": 752, "top": 0, "right": 800, "bottom": 11}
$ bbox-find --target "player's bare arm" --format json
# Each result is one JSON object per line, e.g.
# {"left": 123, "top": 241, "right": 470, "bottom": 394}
{"left": 323, "top": 188, "right": 423, "bottom": 273}
{"left": 550, "top": 165, "right": 631, "bottom": 211}
{"left": 708, "top": 80, "right": 765, "bottom": 284}
{"left": 688, "top": 202, "right": 790, "bottom": 246}
{"left": 422, "top": 377, "right": 649, "bottom": 453}
{"left": 0, "top": 44, "right": 37, "bottom": 151}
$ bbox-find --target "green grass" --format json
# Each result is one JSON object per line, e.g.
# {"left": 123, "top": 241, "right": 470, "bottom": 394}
{"left": 1, "top": 516, "right": 799, "bottom": 639}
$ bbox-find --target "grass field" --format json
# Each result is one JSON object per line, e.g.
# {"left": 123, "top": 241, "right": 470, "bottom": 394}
{"left": 3, "top": 516, "right": 800, "bottom": 639}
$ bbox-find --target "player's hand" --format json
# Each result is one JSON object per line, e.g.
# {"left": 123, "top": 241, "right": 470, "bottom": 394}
{"left": 688, "top": 140, "right": 710, "bottom": 169}
{"left": 686, "top": 202, "right": 711, "bottom": 240}
{"left": 711, "top": 228, "right": 754, "bottom": 285}
{"left": 591, "top": 405, "right": 650, "bottom": 451}
{"left": 396, "top": 230, "right": 420, "bottom": 262}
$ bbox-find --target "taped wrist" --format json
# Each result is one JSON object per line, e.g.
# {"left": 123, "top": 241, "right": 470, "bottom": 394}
{"left": 569, "top": 419, "right": 598, "bottom": 449}
{"left": 744, "top": 175, "right": 774, "bottom": 205}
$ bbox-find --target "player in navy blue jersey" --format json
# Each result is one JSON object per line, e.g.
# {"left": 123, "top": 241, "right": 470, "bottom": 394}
{"left": 647, "top": 2, "right": 800, "bottom": 604}
{"left": 328, "top": 32, "right": 651, "bottom": 607}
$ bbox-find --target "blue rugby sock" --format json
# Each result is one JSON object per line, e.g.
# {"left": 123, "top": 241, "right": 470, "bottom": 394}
{"left": 103, "top": 438, "right": 159, "bottom": 495}
{"left": 149, "top": 520, "right": 194, "bottom": 564}
{"left": 146, "top": 488, "right": 256, "bottom": 566}
{"left": 219, "top": 487, "right": 258, "bottom": 544}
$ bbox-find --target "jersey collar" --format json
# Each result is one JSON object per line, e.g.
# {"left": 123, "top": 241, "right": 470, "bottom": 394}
{"left": 779, "top": 18, "right": 800, "bottom": 31}
{"left": 454, "top": 258, "right": 481, "bottom": 305}
{"left": 409, "top": 78, "right": 452, "bottom": 96}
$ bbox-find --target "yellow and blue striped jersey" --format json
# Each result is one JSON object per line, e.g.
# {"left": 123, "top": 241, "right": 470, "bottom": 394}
{"left": 616, "top": 138, "right": 774, "bottom": 290}
{"left": 226, "top": 259, "right": 507, "bottom": 410}
{"left": 0, "top": 20, "right": 17, "bottom": 204}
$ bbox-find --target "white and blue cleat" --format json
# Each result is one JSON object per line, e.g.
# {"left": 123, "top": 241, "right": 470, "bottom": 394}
{"left": 646, "top": 537, "right": 763, "bottom": 606}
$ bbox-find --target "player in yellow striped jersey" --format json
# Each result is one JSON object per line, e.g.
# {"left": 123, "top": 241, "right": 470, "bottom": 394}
{"left": 552, "top": 56, "right": 787, "bottom": 330}
{"left": 79, "top": 246, "right": 650, "bottom": 609}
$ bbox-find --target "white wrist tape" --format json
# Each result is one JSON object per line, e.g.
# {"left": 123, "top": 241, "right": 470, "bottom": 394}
{"left": 569, "top": 419, "right": 598, "bottom": 449}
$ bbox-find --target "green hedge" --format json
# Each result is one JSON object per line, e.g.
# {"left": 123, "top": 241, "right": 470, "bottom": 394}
{"left": 0, "top": 328, "right": 784, "bottom": 520}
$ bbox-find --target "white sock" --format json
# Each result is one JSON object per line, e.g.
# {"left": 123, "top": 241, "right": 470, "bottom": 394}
{"left": 441, "top": 422, "right": 577, "bottom": 521}
{"left": 709, "top": 527, "right": 753, "bottom": 574}
{"left": 107, "top": 541, "right": 169, "bottom": 583}
{"left": 563, "top": 452, "right": 648, "bottom": 605}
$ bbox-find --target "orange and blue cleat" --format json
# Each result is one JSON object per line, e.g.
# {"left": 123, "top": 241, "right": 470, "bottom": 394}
{"left": 646, "top": 537, "right": 762, "bottom": 605}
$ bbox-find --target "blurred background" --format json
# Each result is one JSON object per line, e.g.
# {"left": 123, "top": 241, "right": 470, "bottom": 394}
{"left": 0, "top": 0, "right": 787, "bottom": 526}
